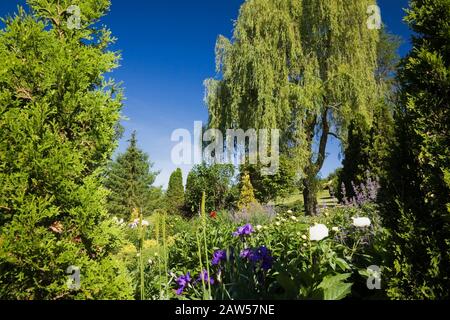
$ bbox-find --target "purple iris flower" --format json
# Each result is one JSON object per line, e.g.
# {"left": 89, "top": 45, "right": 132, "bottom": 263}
{"left": 197, "top": 269, "right": 215, "bottom": 285}
{"left": 260, "top": 255, "right": 273, "bottom": 271}
{"left": 211, "top": 250, "right": 227, "bottom": 266}
{"left": 175, "top": 272, "right": 191, "bottom": 295}
{"left": 233, "top": 224, "right": 254, "bottom": 237}
{"left": 240, "top": 248, "right": 253, "bottom": 259}
{"left": 240, "top": 246, "right": 273, "bottom": 271}
{"left": 258, "top": 246, "right": 273, "bottom": 270}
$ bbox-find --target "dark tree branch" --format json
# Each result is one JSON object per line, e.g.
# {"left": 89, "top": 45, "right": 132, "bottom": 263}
{"left": 314, "top": 107, "right": 330, "bottom": 172}
{"left": 328, "top": 131, "right": 341, "bottom": 140}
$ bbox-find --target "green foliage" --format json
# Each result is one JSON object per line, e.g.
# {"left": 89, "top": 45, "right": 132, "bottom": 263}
{"left": 337, "top": 108, "right": 394, "bottom": 202}
{"left": 166, "top": 168, "right": 185, "bottom": 214}
{"left": 238, "top": 172, "right": 257, "bottom": 211}
{"left": 185, "top": 163, "right": 235, "bottom": 215}
{"left": 156, "top": 203, "right": 384, "bottom": 300}
{"left": 103, "top": 132, "right": 161, "bottom": 221}
{"left": 244, "top": 156, "right": 298, "bottom": 204}
{"left": 381, "top": 0, "right": 450, "bottom": 299}
{"left": 375, "top": 27, "right": 402, "bottom": 94}
{"left": 0, "top": 0, "right": 133, "bottom": 299}
{"left": 338, "top": 27, "right": 399, "bottom": 202}
{"left": 323, "top": 168, "right": 342, "bottom": 199}
{"left": 116, "top": 209, "right": 175, "bottom": 300}
{"left": 317, "top": 273, "right": 353, "bottom": 300}
{"left": 205, "top": 0, "right": 380, "bottom": 215}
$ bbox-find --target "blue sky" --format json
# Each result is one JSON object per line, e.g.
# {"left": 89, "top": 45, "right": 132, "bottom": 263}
{"left": 0, "top": 0, "right": 412, "bottom": 188}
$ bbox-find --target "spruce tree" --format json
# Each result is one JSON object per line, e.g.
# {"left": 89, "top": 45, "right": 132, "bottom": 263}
{"left": 0, "top": 0, "right": 133, "bottom": 299}
{"left": 382, "top": 0, "right": 450, "bottom": 299}
{"left": 103, "top": 131, "right": 161, "bottom": 221}
{"left": 166, "top": 168, "right": 184, "bottom": 214}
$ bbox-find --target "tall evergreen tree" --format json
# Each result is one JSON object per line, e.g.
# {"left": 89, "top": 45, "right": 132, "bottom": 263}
{"left": 338, "top": 28, "right": 400, "bottom": 200}
{"left": 205, "top": 0, "right": 380, "bottom": 215}
{"left": 382, "top": 0, "right": 450, "bottom": 299}
{"left": 238, "top": 172, "right": 257, "bottom": 211}
{"left": 103, "top": 131, "right": 161, "bottom": 221}
{"left": 166, "top": 168, "right": 184, "bottom": 214}
{"left": 0, "top": 0, "right": 133, "bottom": 299}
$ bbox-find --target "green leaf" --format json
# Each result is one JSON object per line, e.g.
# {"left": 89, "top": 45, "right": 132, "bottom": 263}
{"left": 335, "top": 258, "right": 351, "bottom": 271}
{"left": 276, "top": 272, "right": 298, "bottom": 298}
{"left": 317, "top": 273, "right": 353, "bottom": 300}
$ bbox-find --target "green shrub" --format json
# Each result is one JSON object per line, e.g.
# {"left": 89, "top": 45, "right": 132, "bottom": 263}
{"left": 184, "top": 163, "right": 235, "bottom": 215}
{"left": 0, "top": 0, "right": 133, "bottom": 299}
{"left": 237, "top": 172, "right": 257, "bottom": 210}
{"left": 148, "top": 202, "right": 385, "bottom": 300}
{"left": 381, "top": 0, "right": 450, "bottom": 299}
{"left": 166, "top": 168, "right": 185, "bottom": 214}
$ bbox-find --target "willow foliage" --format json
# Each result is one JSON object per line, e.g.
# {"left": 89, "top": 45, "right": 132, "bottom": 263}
{"left": 205, "top": 0, "right": 380, "bottom": 187}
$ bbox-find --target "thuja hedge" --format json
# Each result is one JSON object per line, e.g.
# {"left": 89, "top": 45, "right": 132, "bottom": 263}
{"left": 0, "top": 0, "right": 133, "bottom": 299}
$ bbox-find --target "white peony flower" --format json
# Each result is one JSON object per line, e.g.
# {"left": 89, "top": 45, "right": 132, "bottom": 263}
{"left": 352, "top": 217, "right": 371, "bottom": 228}
{"left": 309, "top": 224, "right": 329, "bottom": 241}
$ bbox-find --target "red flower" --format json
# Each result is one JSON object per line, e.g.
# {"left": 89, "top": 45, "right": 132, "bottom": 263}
{"left": 210, "top": 211, "right": 217, "bottom": 219}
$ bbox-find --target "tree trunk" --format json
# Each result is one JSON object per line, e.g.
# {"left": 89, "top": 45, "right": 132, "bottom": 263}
{"left": 302, "top": 107, "right": 330, "bottom": 216}
{"left": 303, "top": 176, "right": 318, "bottom": 216}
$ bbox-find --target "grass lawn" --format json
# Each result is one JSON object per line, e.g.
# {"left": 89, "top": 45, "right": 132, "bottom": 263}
{"left": 273, "top": 189, "right": 339, "bottom": 212}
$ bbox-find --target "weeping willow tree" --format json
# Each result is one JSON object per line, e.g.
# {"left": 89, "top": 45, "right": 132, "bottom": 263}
{"left": 205, "top": 0, "right": 380, "bottom": 215}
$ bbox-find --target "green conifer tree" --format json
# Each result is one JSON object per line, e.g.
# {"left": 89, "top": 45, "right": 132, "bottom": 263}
{"left": 103, "top": 131, "right": 161, "bottom": 221}
{"left": 0, "top": 0, "right": 133, "bottom": 299}
{"left": 338, "top": 28, "right": 399, "bottom": 199}
{"left": 382, "top": 0, "right": 450, "bottom": 299}
{"left": 238, "top": 172, "right": 257, "bottom": 211}
{"left": 166, "top": 168, "right": 184, "bottom": 213}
